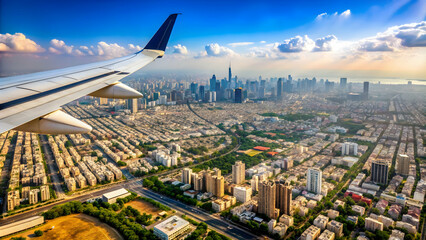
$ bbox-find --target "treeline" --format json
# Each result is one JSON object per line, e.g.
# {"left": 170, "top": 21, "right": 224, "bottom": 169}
{"left": 143, "top": 176, "right": 198, "bottom": 206}
{"left": 139, "top": 196, "right": 170, "bottom": 211}
{"left": 187, "top": 146, "right": 208, "bottom": 155}
{"left": 192, "top": 149, "right": 265, "bottom": 175}
{"left": 42, "top": 193, "right": 158, "bottom": 240}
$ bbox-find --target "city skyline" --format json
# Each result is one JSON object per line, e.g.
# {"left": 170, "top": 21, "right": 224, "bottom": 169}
{"left": 1, "top": 0, "right": 425, "bottom": 82}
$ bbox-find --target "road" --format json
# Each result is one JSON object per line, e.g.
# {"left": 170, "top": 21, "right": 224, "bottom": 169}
{"left": 40, "top": 135, "right": 66, "bottom": 199}
{"left": 0, "top": 179, "right": 259, "bottom": 240}
{"left": 126, "top": 181, "right": 260, "bottom": 240}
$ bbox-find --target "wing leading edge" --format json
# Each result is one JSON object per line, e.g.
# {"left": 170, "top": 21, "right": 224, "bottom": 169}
{"left": 0, "top": 14, "right": 179, "bottom": 134}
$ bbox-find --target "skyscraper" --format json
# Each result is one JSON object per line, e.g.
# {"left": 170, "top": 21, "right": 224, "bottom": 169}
{"left": 277, "top": 78, "right": 283, "bottom": 100}
{"left": 232, "top": 161, "right": 245, "bottom": 185}
{"left": 229, "top": 63, "right": 232, "bottom": 83}
{"left": 371, "top": 160, "right": 389, "bottom": 185}
{"left": 190, "top": 82, "right": 198, "bottom": 94}
{"left": 363, "top": 81, "right": 369, "bottom": 100}
{"left": 210, "top": 74, "right": 217, "bottom": 91}
{"left": 127, "top": 98, "right": 138, "bottom": 113}
{"left": 181, "top": 168, "right": 192, "bottom": 185}
{"left": 307, "top": 168, "right": 322, "bottom": 194}
{"left": 341, "top": 142, "right": 358, "bottom": 156}
{"left": 276, "top": 181, "right": 292, "bottom": 215}
{"left": 340, "top": 78, "right": 347, "bottom": 89}
{"left": 215, "top": 81, "right": 221, "bottom": 100}
{"left": 258, "top": 181, "right": 278, "bottom": 219}
{"left": 235, "top": 88, "right": 243, "bottom": 103}
{"left": 199, "top": 86, "right": 205, "bottom": 102}
{"left": 396, "top": 154, "right": 410, "bottom": 176}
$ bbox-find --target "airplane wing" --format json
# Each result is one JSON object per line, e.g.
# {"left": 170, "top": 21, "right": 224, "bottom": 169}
{"left": 0, "top": 14, "right": 179, "bottom": 134}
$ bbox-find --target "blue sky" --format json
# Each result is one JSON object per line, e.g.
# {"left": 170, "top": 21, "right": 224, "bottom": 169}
{"left": 1, "top": 0, "right": 425, "bottom": 81}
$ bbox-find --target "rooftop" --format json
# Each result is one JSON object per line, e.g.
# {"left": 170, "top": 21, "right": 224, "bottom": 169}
{"left": 102, "top": 188, "right": 129, "bottom": 199}
{"left": 154, "top": 216, "right": 189, "bottom": 234}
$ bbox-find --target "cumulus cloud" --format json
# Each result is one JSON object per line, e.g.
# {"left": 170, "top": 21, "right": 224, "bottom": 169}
{"left": 48, "top": 39, "right": 143, "bottom": 58}
{"left": 201, "top": 43, "right": 236, "bottom": 57}
{"left": 358, "top": 21, "right": 426, "bottom": 51}
{"left": 276, "top": 35, "right": 315, "bottom": 53}
{"left": 0, "top": 33, "right": 44, "bottom": 53}
{"left": 228, "top": 42, "right": 254, "bottom": 47}
{"left": 313, "top": 35, "right": 338, "bottom": 51}
{"left": 172, "top": 44, "right": 188, "bottom": 54}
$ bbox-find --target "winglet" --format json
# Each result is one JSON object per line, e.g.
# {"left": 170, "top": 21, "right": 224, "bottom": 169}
{"left": 143, "top": 14, "right": 180, "bottom": 53}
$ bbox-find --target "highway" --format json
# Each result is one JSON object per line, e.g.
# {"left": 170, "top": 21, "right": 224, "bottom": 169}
{"left": 126, "top": 180, "right": 259, "bottom": 240}
{"left": 0, "top": 179, "right": 259, "bottom": 240}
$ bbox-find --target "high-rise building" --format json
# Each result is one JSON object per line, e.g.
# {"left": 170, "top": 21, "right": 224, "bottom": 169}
{"left": 363, "top": 81, "right": 369, "bottom": 100}
{"left": 233, "top": 186, "right": 252, "bottom": 203}
{"left": 229, "top": 63, "right": 232, "bottom": 83}
{"left": 203, "top": 168, "right": 222, "bottom": 196}
{"left": 396, "top": 154, "right": 410, "bottom": 176}
{"left": 210, "top": 75, "right": 217, "bottom": 91}
{"left": 277, "top": 78, "right": 283, "bottom": 100}
{"left": 307, "top": 168, "right": 322, "bottom": 194}
{"left": 181, "top": 168, "right": 192, "bottom": 185}
{"left": 99, "top": 98, "right": 108, "bottom": 105}
{"left": 199, "top": 86, "right": 205, "bottom": 101}
{"left": 215, "top": 176, "right": 225, "bottom": 197}
{"left": 215, "top": 81, "right": 221, "bottom": 100}
{"left": 127, "top": 98, "right": 138, "bottom": 113}
{"left": 232, "top": 161, "right": 245, "bottom": 185}
{"left": 258, "top": 181, "right": 278, "bottom": 219}
{"left": 235, "top": 88, "right": 243, "bottom": 103}
{"left": 340, "top": 78, "right": 347, "bottom": 89}
{"left": 40, "top": 185, "right": 50, "bottom": 202}
{"left": 153, "top": 92, "right": 160, "bottom": 101}
{"left": 276, "top": 181, "right": 292, "bottom": 215}
{"left": 371, "top": 160, "right": 389, "bottom": 185}
{"left": 29, "top": 189, "right": 39, "bottom": 204}
{"left": 190, "top": 82, "right": 198, "bottom": 94}
{"left": 341, "top": 142, "right": 358, "bottom": 156}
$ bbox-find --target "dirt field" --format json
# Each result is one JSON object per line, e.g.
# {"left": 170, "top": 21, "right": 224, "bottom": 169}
{"left": 125, "top": 199, "right": 163, "bottom": 218}
{"left": 5, "top": 214, "right": 123, "bottom": 240}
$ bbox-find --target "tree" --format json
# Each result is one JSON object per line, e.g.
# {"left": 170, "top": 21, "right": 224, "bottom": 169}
{"left": 34, "top": 230, "right": 43, "bottom": 237}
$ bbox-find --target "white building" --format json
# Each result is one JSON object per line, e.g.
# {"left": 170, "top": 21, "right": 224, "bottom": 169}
{"left": 307, "top": 168, "right": 322, "bottom": 194}
{"left": 341, "top": 142, "right": 358, "bottom": 156}
{"left": 154, "top": 216, "right": 191, "bottom": 240}
{"left": 233, "top": 186, "right": 252, "bottom": 203}
{"left": 102, "top": 188, "right": 131, "bottom": 204}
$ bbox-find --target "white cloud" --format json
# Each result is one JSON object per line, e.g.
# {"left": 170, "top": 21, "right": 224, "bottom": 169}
{"left": 200, "top": 43, "right": 236, "bottom": 57}
{"left": 49, "top": 39, "right": 75, "bottom": 55}
{"left": 48, "top": 39, "right": 143, "bottom": 58}
{"left": 0, "top": 33, "right": 44, "bottom": 53}
{"left": 313, "top": 35, "right": 338, "bottom": 51}
{"left": 172, "top": 44, "right": 188, "bottom": 54}
{"left": 276, "top": 35, "right": 315, "bottom": 53}
{"left": 228, "top": 42, "right": 254, "bottom": 47}
{"left": 357, "top": 21, "right": 426, "bottom": 51}
{"left": 315, "top": 13, "right": 327, "bottom": 21}
{"left": 315, "top": 9, "right": 351, "bottom": 21}
{"left": 340, "top": 9, "right": 351, "bottom": 18}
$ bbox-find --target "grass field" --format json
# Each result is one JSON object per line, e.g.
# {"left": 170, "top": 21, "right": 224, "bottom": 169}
{"left": 244, "top": 149, "right": 262, "bottom": 156}
{"left": 125, "top": 199, "right": 164, "bottom": 218}
{"left": 5, "top": 214, "right": 123, "bottom": 240}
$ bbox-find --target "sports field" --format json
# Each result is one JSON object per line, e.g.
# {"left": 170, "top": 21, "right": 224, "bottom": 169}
{"left": 244, "top": 149, "right": 262, "bottom": 156}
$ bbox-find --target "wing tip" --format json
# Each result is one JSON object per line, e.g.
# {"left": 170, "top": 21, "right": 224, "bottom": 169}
{"left": 143, "top": 14, "right": 180, "bottom": 52}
